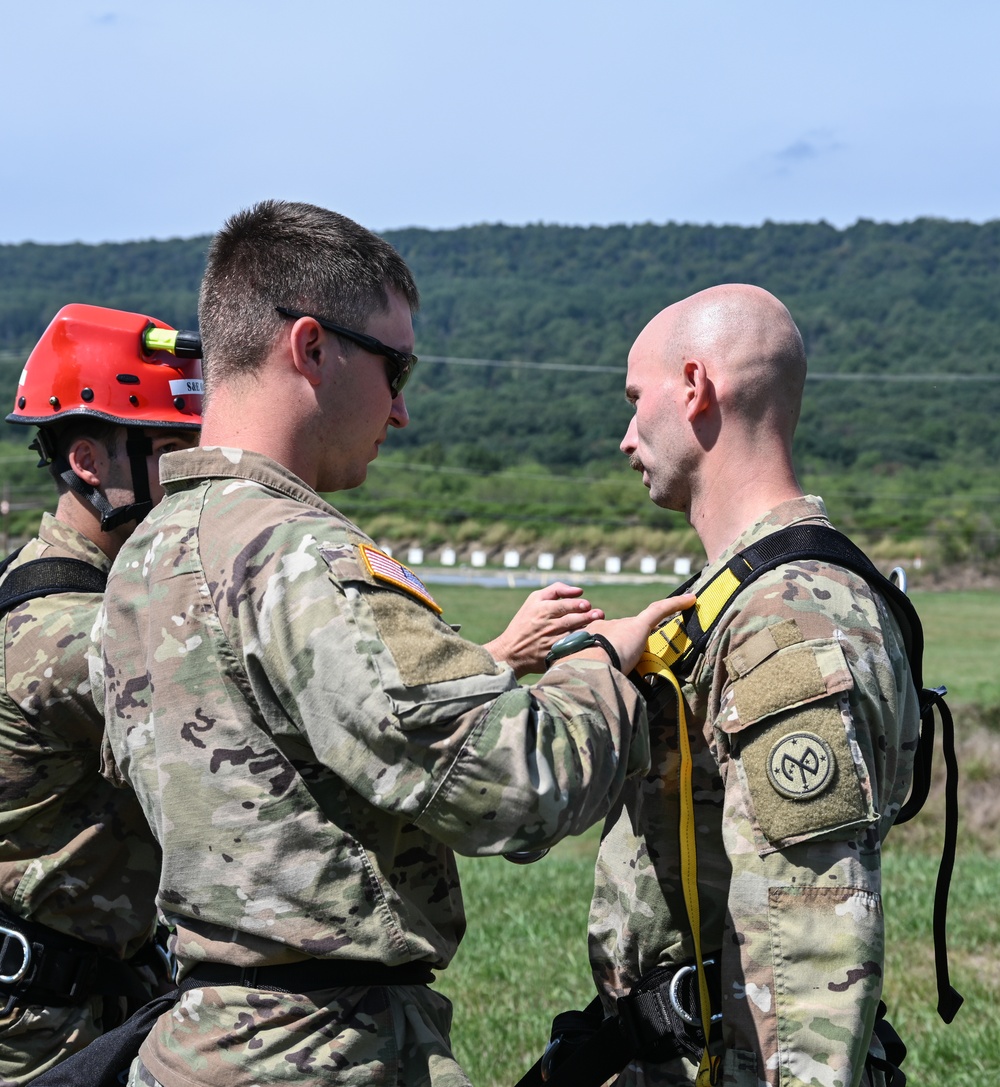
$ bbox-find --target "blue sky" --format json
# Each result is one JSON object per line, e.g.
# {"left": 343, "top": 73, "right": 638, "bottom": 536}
{"left": 2, "top": 1, "right": 998, "bottom": 244}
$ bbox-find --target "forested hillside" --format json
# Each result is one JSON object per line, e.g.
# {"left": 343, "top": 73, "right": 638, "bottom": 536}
{"left": 2, "top": 218, "right": 999, "bottom": 565}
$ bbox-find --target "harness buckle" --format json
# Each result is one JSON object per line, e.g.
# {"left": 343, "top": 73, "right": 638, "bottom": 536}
{"left": 0, "top": 925, "right": 32, "bottom": 985}
{"left": 668, "top": 959, "right": 723, "bottom": 1027}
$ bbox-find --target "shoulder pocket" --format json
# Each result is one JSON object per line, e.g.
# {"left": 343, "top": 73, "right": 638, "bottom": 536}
{"left": 722, "top": 619, "right": 853, "bottom": 735}
{"left": 320, "top": 542, "right": 500, "bottom": 688}
{"left": 719, "top": 620, "right": 875, "bottom": 851}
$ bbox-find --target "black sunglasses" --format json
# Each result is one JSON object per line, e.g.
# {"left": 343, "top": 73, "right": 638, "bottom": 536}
{"left": 275, "top": 306, "right": 417, "bottom": 398}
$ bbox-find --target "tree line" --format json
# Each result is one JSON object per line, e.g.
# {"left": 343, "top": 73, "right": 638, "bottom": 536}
{"left": 1, "top": 217, "right": 999, "bottom": 563}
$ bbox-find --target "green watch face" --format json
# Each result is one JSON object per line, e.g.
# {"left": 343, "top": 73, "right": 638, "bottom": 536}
{"left": 547, "top": 629, "right": 597, "bottom": 662}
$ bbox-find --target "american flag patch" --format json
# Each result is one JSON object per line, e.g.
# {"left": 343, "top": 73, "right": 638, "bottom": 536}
{"left": 358, "top": 545, "right": 442, "bottom": 614}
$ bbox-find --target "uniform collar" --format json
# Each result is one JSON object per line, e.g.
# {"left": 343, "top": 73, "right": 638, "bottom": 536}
{"left": 711, "top": 495, "right": 831, "bottom": 571}
{"left": 158, "top": 447, "right": 340, "bottom": 516}
{"left": 36, "top": 512, "right": 112, "bottom": 571}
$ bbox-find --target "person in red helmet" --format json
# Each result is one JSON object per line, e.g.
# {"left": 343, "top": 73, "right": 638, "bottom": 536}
{"left": 0, "top": 304, "right": 202, "bottom": 1083}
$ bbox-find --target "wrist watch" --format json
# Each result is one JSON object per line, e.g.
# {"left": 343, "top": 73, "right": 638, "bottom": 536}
{"left": 544, "top": 630, "right": 622, "bottom": 671}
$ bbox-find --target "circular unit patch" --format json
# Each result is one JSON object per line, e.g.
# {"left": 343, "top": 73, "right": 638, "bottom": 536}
{"left": 766, "top": 731, "right": 836, "bottom": 800}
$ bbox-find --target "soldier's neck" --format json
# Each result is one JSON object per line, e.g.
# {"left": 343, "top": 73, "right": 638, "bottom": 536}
{"left": 54, "top": 492, "right": 127, "bottom": 562}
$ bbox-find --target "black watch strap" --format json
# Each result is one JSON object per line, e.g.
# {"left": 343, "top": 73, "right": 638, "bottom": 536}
{"left": 587, "top": 633, "right": 621, "bottom": 671}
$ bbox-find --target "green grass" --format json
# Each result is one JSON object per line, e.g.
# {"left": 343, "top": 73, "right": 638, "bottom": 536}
{"left": 438, "top": 836, "right": 998, "bottom": 1087}
{"left": 433, "top": 583, "right": 1000, "bottom": 707}
{"left": 425, "top": 584, "right": 1000, "bottom": 1087}
{"left": 910, "top": 590, "right": 1000, "bottom": 708}
{"left": 880, "top": 850, "right": 1000, "bottom": 1086}
{"left": 436, "top": 831, "right": 600, "bottom": 1082}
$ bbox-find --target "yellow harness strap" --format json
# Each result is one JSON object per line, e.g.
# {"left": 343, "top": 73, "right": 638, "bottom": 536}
{"left": 637, "top": 565, "right": 746, "bottom": 680}
{"left": 637, "top": 657, "right": 720, "bottom": 1085}
{"left": 637, "top": 571, "right": 747, "bottom": 1086}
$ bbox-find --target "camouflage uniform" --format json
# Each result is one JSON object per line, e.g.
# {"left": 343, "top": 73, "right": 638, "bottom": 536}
{"left": 95, "top": 446, "right": 649, "bottom": 1087}
{"left": 0, "top": 514, "right": 160, "bottom": 1085}
{"left": 589, "top": 496, "right": 919, "bottom": 1087}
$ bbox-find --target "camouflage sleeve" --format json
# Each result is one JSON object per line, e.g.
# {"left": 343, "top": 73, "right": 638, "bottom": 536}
{"left": 1, "top": 590, "right": 108, "bottom": 833}
{"left": 1, "top": 592, "right": 159, "bottom": 953}
{"left": 706, "top": 563, "right": 916, "bottom": 1086}
{"left": 232, "top": 534, "right": 649, "bottom": 856}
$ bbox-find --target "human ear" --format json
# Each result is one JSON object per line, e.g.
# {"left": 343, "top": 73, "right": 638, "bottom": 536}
{"left": 683, "top": 360, "right": 712, "bottom": 421}
{"left": 66, "top": 438, "right": 102, "bottom": 487}
{"left": 289, "top": 317, "right": 327, "bottom": 388}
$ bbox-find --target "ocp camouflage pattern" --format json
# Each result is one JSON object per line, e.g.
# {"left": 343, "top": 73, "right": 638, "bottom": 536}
{"left": 589, "top": 497, "right": 919, "bottom": 1087}
{"left": 124, "top": 983, "right": 468, "bottom": 1087}
{"left": 95, "top": 445, "right": 649, "bottom": 1085}
{"left": 0, "top": 514, "right": 160, "bottom": 1082}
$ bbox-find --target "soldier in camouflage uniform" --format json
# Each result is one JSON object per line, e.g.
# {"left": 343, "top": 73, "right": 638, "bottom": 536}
{"left": 0, "top": 304, "right": 202, "bottom": 1083}
{"left": 585, "top": 284, "right": 919, "bottom": 1087}
{"left": 93, "top": 200, "right": 693, "bottom": 1087}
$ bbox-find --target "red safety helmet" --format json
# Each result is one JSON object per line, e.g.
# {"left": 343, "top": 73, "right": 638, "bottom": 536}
{"left": 7, "top": 303, "right": 203, "bottom": 430}
{"left": 7, "top": 304, "right": 203, "bottom": 530}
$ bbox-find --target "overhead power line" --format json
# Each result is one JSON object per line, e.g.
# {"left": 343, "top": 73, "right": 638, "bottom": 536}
{"left": 420, "top": 355, "right": 622, "bottom": 374}
{"left": 418, "top": 355, "right": 1000, "bottom": 382}
{"left": 3, "top": 350, "right": 998, "bottom": 382}
{"left": 805, "top": 372, "right": 1000, "bottom": 383}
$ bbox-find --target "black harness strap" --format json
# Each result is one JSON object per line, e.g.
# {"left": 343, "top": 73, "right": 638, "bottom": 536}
{"left": 668, "top": 524, "right": 922, "bottom": 682}
{"left": 186, "top": 958, "right": 435, "bottom": 992}
{"left": 0, "top": 903, "right": 151, "bottom": 1015}
{"left": 517, "top": 525, "right": 964, "bottom": 1087}
{"left": 0, "top": 556, "right": 107, "bottom": 614}
{"left": 652, "top": 524, "right": 961, "bottom": 1022}
{"left": 515, "top": 959, "right": 721, "bottom": 1087}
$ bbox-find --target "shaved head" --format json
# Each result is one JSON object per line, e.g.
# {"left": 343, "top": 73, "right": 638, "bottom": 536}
{"left": 644, "top": 283, "right": 806, "bottom": 440}
{"left": 622, "top": 284, "right": 807, "bottom": 543}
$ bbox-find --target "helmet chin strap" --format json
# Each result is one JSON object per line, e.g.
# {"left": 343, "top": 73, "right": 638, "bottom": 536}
{"left": 44, "top": 427, "right": 155, "bottom": 531}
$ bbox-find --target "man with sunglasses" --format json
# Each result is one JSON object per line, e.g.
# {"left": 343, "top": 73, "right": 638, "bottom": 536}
{"left": 93, "top": 200, "right": 693, "bottom": 1087}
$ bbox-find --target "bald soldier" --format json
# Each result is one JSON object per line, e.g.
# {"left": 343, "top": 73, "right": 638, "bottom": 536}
{"left": 575, "top": 285, "right": 918, "bottom": 1087}
{"left": 93, "top": 200, "right": 693, "bottom": 1087}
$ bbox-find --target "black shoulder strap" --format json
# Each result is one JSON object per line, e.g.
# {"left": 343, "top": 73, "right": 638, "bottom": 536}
{"left": 0, "top": 557, "right": 108, "bottom": 616}
{"left": 642, "top": 522, "right": 963, "bottom": 1023}
{"left": 673, "top": 523, "right": 923, "bottom": 684}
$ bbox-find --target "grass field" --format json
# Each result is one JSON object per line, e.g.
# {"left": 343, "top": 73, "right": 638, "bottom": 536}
{"left": 430, "top": 582, "right": 1000, "bottom": 707}
{"left": 426, "top": 582, "right": 1000, "bottom": 1087}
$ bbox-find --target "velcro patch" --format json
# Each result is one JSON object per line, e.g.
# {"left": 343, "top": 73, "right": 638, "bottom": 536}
{"left": 358, "top": 545, "right": 442, "bottom": 615}
{"left": 364, "top": 588, "right": 500, "bottom": 687}
{"left": 724, "top": 640, "right": 853, "bottom": 734}
{"left": 737, "top": 702, "right": 873, "bottom": 847}
{"left": 726, "top": 619, "right": 804, "bottom": 681}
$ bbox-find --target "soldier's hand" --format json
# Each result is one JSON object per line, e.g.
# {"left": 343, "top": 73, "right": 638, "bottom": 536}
{"left": 485, "top": 582, "right": 605, "bottom": 678}
{"left": 582, "top": 594, "right": 697, "bottom": 675}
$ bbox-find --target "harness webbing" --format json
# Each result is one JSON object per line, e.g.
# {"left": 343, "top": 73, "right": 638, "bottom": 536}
{"left": 662, "top": 666, "right": 720, "bottom": 1086}
{"left": 638, "top": 522, "right": 963, "bottom": 1033}
{"left": 0, "top": 556, "right": 108, "bottom": 615}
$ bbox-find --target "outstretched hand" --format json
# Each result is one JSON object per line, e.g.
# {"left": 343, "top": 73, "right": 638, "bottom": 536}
{"left": 485, "top": 582, "right": 605, "bottom": 678}
{"left": 581, "top": 593, "right": 698, "bottom": 675}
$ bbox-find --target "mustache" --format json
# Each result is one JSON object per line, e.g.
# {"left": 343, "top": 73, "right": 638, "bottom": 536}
{"left": 628, "top": 453, "right": 644, "bottom": 473}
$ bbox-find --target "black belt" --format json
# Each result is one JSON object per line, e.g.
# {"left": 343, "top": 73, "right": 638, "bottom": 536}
{"left": 516, "top": 956, "right": 722, "bottom": 1087}
{"left": 186, "top": 958, "right": 435, "bottom": 993}
{"left": 0, "top": 903, "right": 152, "bottom": 1013}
